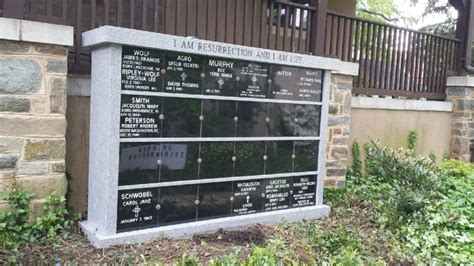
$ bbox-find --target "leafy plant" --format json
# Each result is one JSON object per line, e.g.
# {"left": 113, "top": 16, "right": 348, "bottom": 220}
{"left": 407, "top": 130, "right": 418, "bottom": 150}
{"left": 0, "top": 187, "right": 73, "bottom": 249}
{"left": 363, "top": 140, "right": 440, "bottom": 226}
{"left": 0, "top": 188, "right": 33, "bottom": 249}
{"left": 174, "top": 254, "right": 199, "bottom": 266}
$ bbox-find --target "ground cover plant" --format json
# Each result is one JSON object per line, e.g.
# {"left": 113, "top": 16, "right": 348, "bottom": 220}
{"left": 1, "top": 132, "right": 472, "bottom": 264}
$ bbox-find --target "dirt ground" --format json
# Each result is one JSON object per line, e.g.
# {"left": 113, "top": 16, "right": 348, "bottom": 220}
{"left": 0, "top": 224, "right": 274, "bottom": 264}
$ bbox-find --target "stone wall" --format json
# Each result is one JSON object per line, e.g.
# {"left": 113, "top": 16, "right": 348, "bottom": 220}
{"left": 446, "top": 77, "right": 474, "bottom": 162}
{"left": 325, "top": 74, "right": 353, "bottom": 188}
{"left": 0, "top": 39, "right": 69, "bottom": 215}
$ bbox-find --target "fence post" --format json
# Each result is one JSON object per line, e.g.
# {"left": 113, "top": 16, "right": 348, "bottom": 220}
{"left": 309, "top": 0, "right": 327, "bottom": 56}
{"left": 2, "top": 0, "right": 25, "bottom": 19}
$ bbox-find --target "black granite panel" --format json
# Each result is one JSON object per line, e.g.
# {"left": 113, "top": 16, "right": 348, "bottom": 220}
{"left": 238, "top": 61, "right": 269, "bottom": 98}
{"left": 197, "top": 182, "right": 233, "bottom": 220}
{"left": 291, "top": 175, "right": 316, "bottom": 207}
{"left": 233, "top": 142, "right": 265, "bottom": 176}
{"left": 203, "top": 58, "right": 238, "bottom": 96}
{"left": 236, "top": 102, "right": 267, "bottom": 137}
{"left": 117, "top": 188, "right": 158, "bottom": 232}
{"left": 158, "top": 185, "right": 197, "bottom": 225}
{"left": 293, "top": 141, "right": 319, "bottom": 172}
{"left": 119, "top": 143, "right": 161, "bottom": 185}
{"left": 161, "top": 97, "right": 201, "bottom": 137}
{"left": 262, "top": 177, "right": 291, "bottom": 211}
{"left": 159, "top": 142, "right": 200, "bottom": 182}
{"left": 163, "top": 52, "right": 203, "bottom": 94}
{"left": 265, "top": 141, "right": 294, "bottom": 174}
{"left": 294, "top": 69, "right": 323, "bottom": 101}
{"left": 120, "top": 95, "right": 161, "bottom": 138}
{"left": 121, "top": 46, "right": 162, "bottom": 91}
{"left": 199, "top": 142, "right": 234, "bottom": 178}
{"left": 267, "top": 103, "right": 296, "bottom": 136}
{"left": 294, "top": 105, "right": 321, "bottom": 136}
{"left": 232, "top": 180, "right": 263, "bottom": 215}
{"left": 270, "top": 66, "right": 323, "bottom": 102}
{"left": 269, "top": 65, "right": 298, "bottom": 100}
{"left": 201, "top": 100, "right": 237, "bottom": 137}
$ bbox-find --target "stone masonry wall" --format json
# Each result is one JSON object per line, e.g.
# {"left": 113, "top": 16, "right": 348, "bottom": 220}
{"left": 325, "top": 74, "right": 353, "bottom": 188}
{"left": 446, "top": 86, "right": 474, "bottom": 162}
{"left": 0, "top": 40, "right": 68, "bottom": 216}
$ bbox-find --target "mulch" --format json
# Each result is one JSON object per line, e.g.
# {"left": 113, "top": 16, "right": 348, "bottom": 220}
{"left": 0, "top": 223, "right": 274, "bottom": 264}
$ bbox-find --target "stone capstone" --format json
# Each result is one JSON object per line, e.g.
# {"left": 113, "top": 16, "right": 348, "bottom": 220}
{"left": 0, "top": 59, "right": 42, "bottom": 94}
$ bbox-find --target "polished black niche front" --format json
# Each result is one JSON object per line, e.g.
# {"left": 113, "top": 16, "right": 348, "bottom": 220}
{"left": 121, "top": 46, "right": 163, "bottom": 92}
{"left": 117, "top": 45, "right": 325, "bottom": 233}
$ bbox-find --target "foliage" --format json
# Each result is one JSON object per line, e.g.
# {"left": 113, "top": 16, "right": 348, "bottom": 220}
{"left": 397, "top": 160, "right": 474, "bottom": 264}
{"left": 356, "top": 0, "right": 401, "bottom": 23}
{"left": 174, "top": 254, "right": 200, "bottom": 266}
{"left": 0, "top": 187, "right": 72, "bottom": 249}
{"left": 344, "top": 133, "right": 474, "bottom": 264}
{"left": 406, "top": 130, "right": 418, "bottom": 150}
{"left": 347, "top": 141, "right": 363, "bottom": 182}
{"left": 0, "top": 188, "right": 33, "bottom": 249}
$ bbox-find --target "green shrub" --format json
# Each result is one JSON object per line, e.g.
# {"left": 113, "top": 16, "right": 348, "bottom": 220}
{"left": 362, "top": 140, "right": 440, "bottom": 226}
{"left": 0, "top": 188, "right": 33, "bottom": 249}
{"left": 0, "top": 187, "right": 72, "bottom": 249}
{"left": 407, "top": 130, "right": 418, "bottom": 151}
{"left": 398, "top": 160, "right": 474, "bottom": 264}
{"left": 347, "top": 141, "right": 363, "bottom": 183}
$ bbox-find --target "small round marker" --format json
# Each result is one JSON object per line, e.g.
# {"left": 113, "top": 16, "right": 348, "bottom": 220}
{"left": 232, "top": 156, "right": 237, "bottom": 162}
{"left": 267, "top": 79, "right": 272, "bottom": 84}
{"left": 199, "top": 115, "right": 205, "bottom": 121}
{"left": 233, "top": 116, "right": 239, "bottom": 122}
{"left": 155, "top": 204, "right": 161, "bottom": 210}
{"left": 194, "top": 200, "right": 200, "bottom": 205}
{"left": 159, "top": 114, "right": 165, "bottom": 120}
{"left": 261, "top": 193, "right": 266, "bottom": 198}
{"left": 160, "top": 69, "right": 166, "bottom": 74}
{"left": 236, "top": 76, "right": 241, "bottom": 81}
{"left": 265, "top": 117, "right": 271, "bottom": 123}
{"left": 263, "top": 155, "right": 268, "bottom": 161}
{"left": 200, "top": 73, "right": 206, "bottom": 78}
{"left": 197, "top": 158, "right": 203, "bottom": 164}
{"left": 156, "top": 159, "right": 162, "bottom": 165}
{"left": 291, "top": 154, "right": 296, "bottom": 159}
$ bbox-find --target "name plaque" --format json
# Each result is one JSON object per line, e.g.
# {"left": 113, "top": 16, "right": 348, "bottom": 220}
{"left": 82, "top": 27, "right": 332, "bottom": 247}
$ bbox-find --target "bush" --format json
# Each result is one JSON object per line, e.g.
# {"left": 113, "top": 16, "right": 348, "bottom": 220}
{"left": 0, "top": 187, "right": 72, "bottom": 249}
{"left": 398, "top": 160, "right": 474, "bottom": 264}
{"left": 359, "top": 140, "right": 440, "bottom": 226}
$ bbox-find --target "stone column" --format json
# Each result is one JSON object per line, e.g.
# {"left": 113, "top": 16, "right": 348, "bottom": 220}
{"left": 0, "top": 18, "right": 73, "bottom": 215}
{"left": 446, "top": 76, "right": 474, "bottom": 162}
{"left": 325, "top": 73, "right": 354, "bottom": 188}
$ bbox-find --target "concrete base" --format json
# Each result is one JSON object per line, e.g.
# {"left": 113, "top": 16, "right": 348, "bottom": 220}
{"left": 80, "top": 204, "right": 330, "bottom": 248}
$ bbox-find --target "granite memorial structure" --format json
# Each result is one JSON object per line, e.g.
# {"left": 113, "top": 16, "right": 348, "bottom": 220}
{"left": 80, "top": 26, "right": 342, "bottom": 247}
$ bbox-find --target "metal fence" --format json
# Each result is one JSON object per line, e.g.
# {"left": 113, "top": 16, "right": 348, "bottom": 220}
{"left": 0, "top": 0, "right": 461, "bottom": 100}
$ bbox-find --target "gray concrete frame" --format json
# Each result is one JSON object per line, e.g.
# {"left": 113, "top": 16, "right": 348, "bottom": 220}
{"left": 79, "top": 26, "right": 339, "bottom": 248}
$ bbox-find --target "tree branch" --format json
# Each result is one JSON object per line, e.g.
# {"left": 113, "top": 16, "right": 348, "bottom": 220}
{"left": 358, "top": 8, "right": 399, "bottom": 22}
